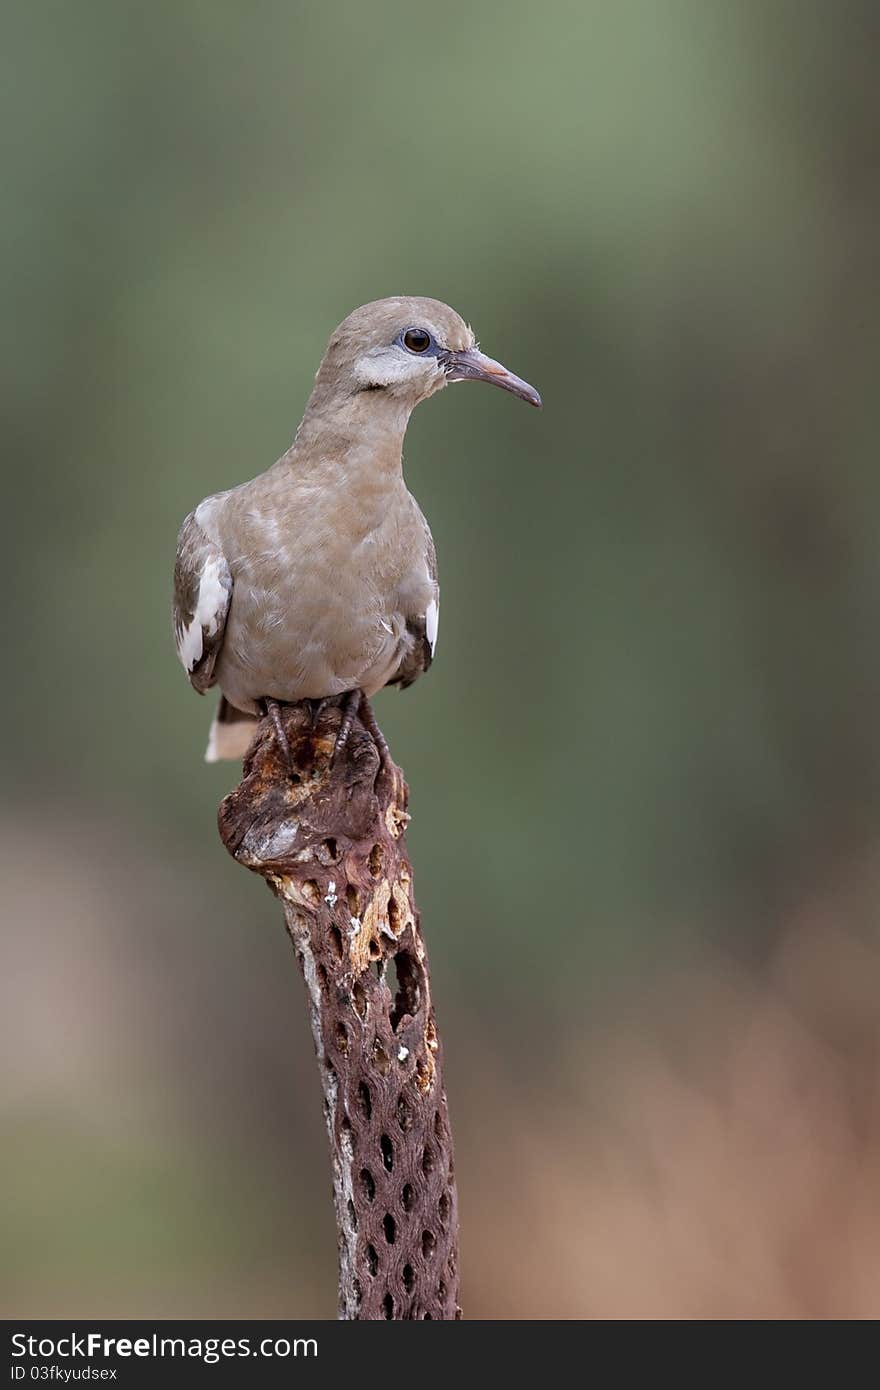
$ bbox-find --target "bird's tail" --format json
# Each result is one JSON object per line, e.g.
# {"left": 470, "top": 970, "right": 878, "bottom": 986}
{"left": 205, "top": 695, "right": 259, "bottom": 762}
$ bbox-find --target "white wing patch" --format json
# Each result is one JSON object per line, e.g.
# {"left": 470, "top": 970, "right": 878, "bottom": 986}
{"left": 176, "top": 555, "right": 227, "bottom": 672}
{"left": 425, "top": 597, "right": 439, "bottom": 656}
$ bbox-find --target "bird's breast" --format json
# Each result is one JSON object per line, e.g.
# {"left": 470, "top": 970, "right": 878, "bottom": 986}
{"left": 213, "top": 479, "right": 432, "bottom": 706}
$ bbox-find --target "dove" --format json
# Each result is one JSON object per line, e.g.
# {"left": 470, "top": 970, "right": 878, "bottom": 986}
{"left": 173, "top": 296, "right": 541, "bottom": 764}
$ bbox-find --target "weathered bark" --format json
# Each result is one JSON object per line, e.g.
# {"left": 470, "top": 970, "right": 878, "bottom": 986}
{"left": 217, "top": 699, "right": 460, "bottom": 1320}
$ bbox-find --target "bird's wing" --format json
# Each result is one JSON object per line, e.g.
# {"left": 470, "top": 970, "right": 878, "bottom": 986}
{"left": 392, "top": 520, "right": 439, "bottom": 689}
{"left": 173, "top": 509, "right": 233, "bottom": 694}
{"left": 422, "top": 521, "right": 439, "bottom": 659}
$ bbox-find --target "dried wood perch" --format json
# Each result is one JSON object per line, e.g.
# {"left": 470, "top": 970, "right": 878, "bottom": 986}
{"left": 217, "top": 698, "right": 460, "bottom": 1320}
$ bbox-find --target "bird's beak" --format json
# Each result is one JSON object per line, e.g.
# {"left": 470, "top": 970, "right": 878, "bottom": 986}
{"left": 441, "top": 347, "right": 542, "bottom": 408}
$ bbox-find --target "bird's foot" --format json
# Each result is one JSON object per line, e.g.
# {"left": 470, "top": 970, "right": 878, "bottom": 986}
{"left": 330, "top": 691, "right": 395, "bottom": 792}
{"left": 263, "top": 696, "right": 293, "bottom": 773}
{"left": 304, "top": 697, "right": 330, "bottom": 729}
{"left": 359, "top": 695, "right": 395, "bottom": 792}
{"left": 332, "top": 689, "right": 363, "bottom": 765}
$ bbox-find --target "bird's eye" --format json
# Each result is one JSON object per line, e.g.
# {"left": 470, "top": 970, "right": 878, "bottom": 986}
{"left": 403, "top": 328, "right": 432, "bottom": 354}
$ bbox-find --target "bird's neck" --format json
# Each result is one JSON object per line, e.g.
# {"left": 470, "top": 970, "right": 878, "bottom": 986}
{"left": 286, "top": 385, "right": 412, "bottom": 483}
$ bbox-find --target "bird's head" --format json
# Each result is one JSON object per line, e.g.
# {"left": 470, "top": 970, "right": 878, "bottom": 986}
{"left": 315, "top": 296, "right": 542, "bottom": 411}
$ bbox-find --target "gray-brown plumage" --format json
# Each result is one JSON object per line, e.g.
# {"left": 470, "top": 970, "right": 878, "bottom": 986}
{"left": 173, "top": 296, "right": 541, "bottom": 761}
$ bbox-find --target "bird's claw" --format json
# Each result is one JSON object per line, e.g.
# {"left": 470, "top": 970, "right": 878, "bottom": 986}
{"left": 329, "top": 691, "right": 394, "bottom": 793}
{"left": 359, "top": 695, "right": 396, "bottom": 794}
{"left": 332, "top": 689, "right": 363, "bottom": 768}
{"left": 263, "top": 697, "right": 294, "bottom": 774}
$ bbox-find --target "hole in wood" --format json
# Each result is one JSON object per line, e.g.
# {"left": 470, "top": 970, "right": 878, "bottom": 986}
{"left": 328, "top": 924, "right": 343, "bottom": 959}
{"left": 403, "top": 1264, "right": 415, "bottom": 1294}
{"left": 421, "top": 1145, "right": 435, "bottom": 1177}
{"left": 372, "top": 1040, "right": 390, "bottom": 1076}
{"left": 368, "top": 843, "right": 385, "bottom": 878}
{"left": 439, "top": 1191, "right": 451, "bottom": 1227}
{"left": 401, "top": 1182, "right": 415, "bottom": 1213}
{"left": 360, "top": 1168, "right": 375, "bottom": 1203}
{"left": 366, "top": 1243, "right": 378, "bottom": 1276}
{"left": 385, "top": 954, "right": 399, "bottom": 998}
{"left": 352, "top": 979, "right": 367, "bottom": 1019}
{"left": 387, "top": 895, "right": 401, "bottom": 935}
{"left": 334, "top": 1022, "right": 349, "bottom": 1055}
{"left": 390, "top": 949, "right": 422, "bottom": 1031}
{"left": 382, "top": 1293, "right": 394, "bottom": 1319}
{"left": 422, "top": 1230, "right": 436, "bottom": 1259}
{"left": 397, "top": 1095, "right": 412, "bottom": 1133}
{"left": 380, "top": 1133, "right": 394, "bottom": 1172}
{"left": 322, "top": 837, "right": 339, "bottom": 862}
{"left": 357, "top": 1082, "right": 372, "bottom": 1121}
{"left": 346, "top": 884, "right": 360, "bottom": 917}
{"left": 368, "top": 937, "right": 381, "bottom": 961}
{"left": 383, "top": 1213, "right": 396, "bottom": 1245}
{"left": 346, "top": 1198, "right": 357, "bottom": 1230}
{"left": 302, "top": 880, "right": 320, "bottom": 904}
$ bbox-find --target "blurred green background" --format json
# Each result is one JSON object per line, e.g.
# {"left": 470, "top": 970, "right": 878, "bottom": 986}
{"left": 4, "top": 0, "right": 880, "bottom": 1318}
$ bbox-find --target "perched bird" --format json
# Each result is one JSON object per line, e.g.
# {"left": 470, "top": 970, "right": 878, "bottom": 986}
{"left": 173, "top": 296, "right": 541, "bottom": 763}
